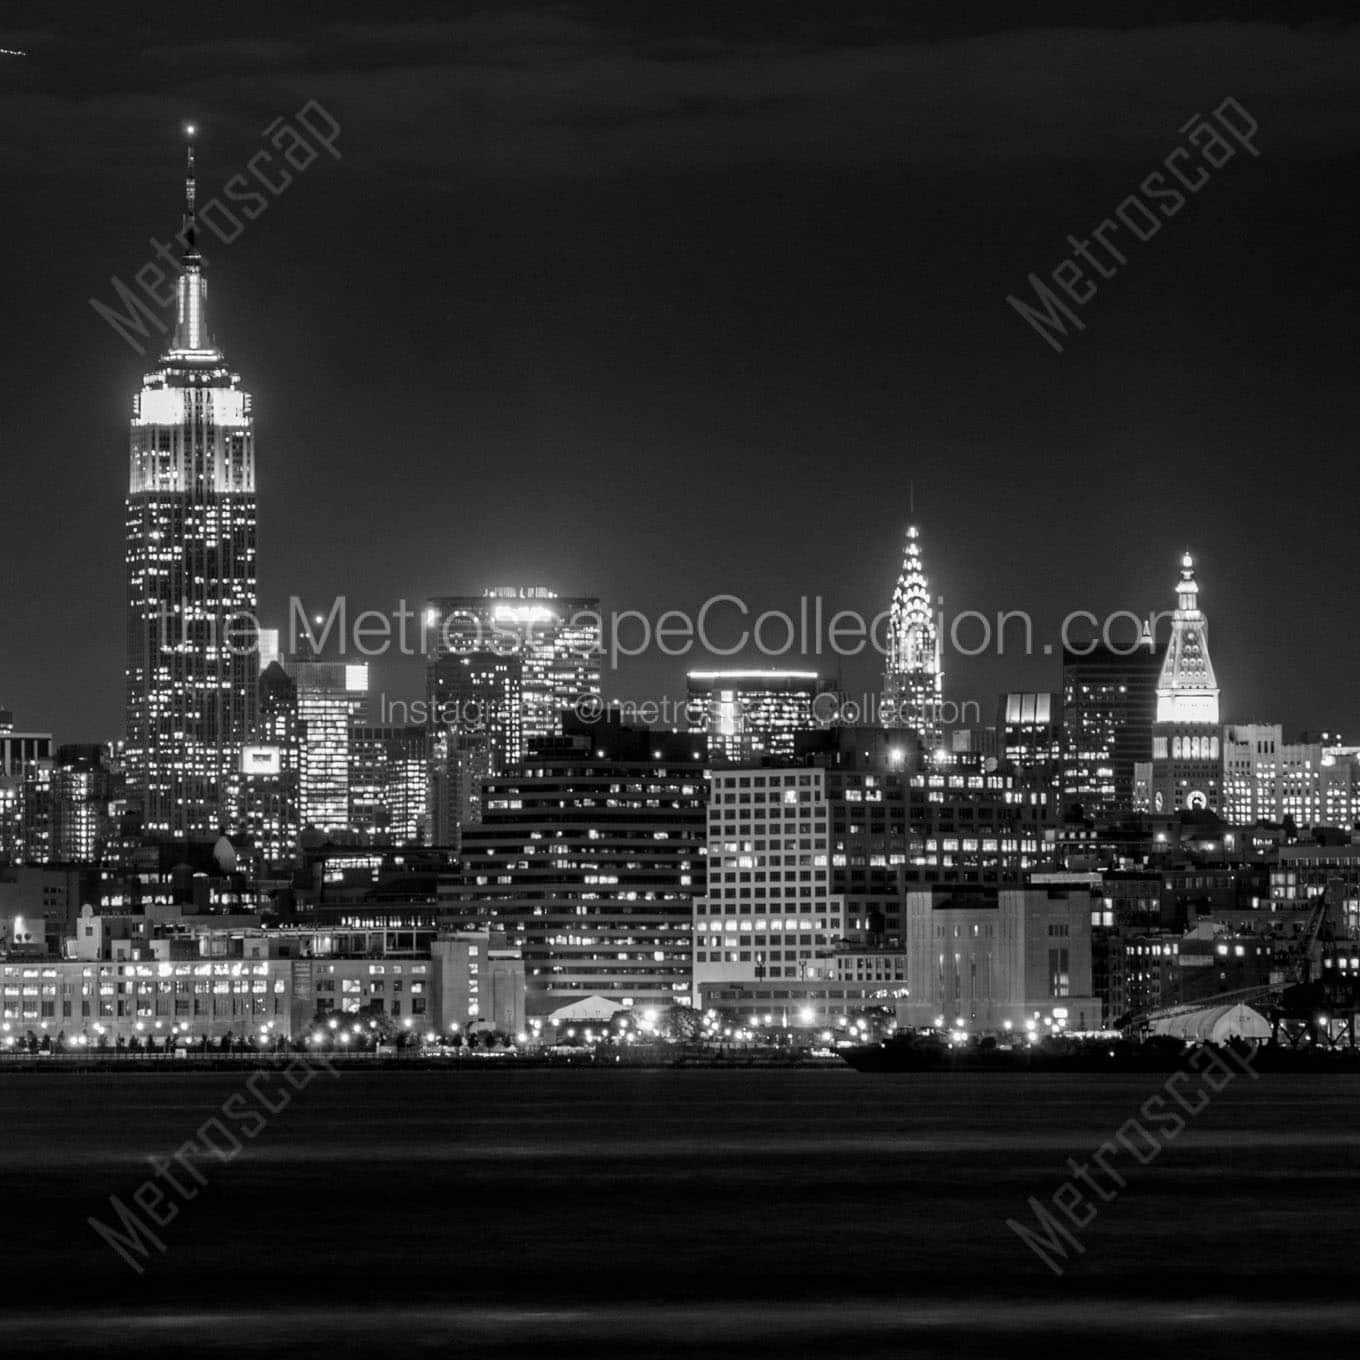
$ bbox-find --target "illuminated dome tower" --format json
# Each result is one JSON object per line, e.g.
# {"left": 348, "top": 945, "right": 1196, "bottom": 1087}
{"left": 124, "top": 129, "right": 258, "bottom": 838}
{"left": 882, "top": 524, "right": 943, "bottom": 747}
{"left": 1149, "top": 551, "right": 1221, "bottom": 813}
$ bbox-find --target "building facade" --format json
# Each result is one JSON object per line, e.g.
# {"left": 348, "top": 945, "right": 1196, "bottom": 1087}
{"left": 694, "top": 766, "right": 841, "bottom": 993}
{"left": 293, "top": 661, "right": 368, "bottom": 836}
{"left": 0, "top": 719, "right": 53, "bottom": 864}
{"left": 50, "top": 745, "right": 119, "bottom": 864}
{"left": 425, "top": 588, "right": 601, "bottom": 753}
{"left": 0, "top": 912, "right": 524, "bottom": 1047}
{"left": 1222, "top": 724, "right": 1356, "bottom": 830}
{"left": 900, "top": 885, "right": 1102, "bottom": 1032}
{"left": 686, "top": 670, "right": 833, "bottom": 763}
{"left": 124, "top": 138, "right": 258, "bottom": 839}
{"left": 1000, "top": 692, "right": 1063, "bottom": 783}
{"left": 236, "top": 660, "right": 303, "bottom": 870}
{"left": 440, "top": 720, "right": 706, "bottom": 1014}
{"left": 1061, "top": 634, "right": 1164, "bottom": 816}
{"left": 349, "top": 724, "right": 429, "bottom": 844}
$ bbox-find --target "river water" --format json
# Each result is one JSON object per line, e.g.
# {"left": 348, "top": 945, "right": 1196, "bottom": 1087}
{"left": 1, "top": 1067, "right": 1357, "bottom": 1356}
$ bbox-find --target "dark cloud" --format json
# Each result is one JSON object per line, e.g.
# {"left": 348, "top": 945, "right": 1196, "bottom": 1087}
{"left": 5, "top": 12, "right": 1360, "bottom": 182}
{"left": 3, "top": 1, "right": 1360, "bottom": 741}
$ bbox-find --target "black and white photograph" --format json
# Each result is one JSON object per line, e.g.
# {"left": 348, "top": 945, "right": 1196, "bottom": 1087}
{"left": 2, "top": 3, "right": 1358, "bottom": 1356}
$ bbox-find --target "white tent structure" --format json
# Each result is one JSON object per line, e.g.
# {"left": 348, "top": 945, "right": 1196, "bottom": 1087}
{"left": 546, "top": 995, "right": 623, "bottom": 1025}
{"left": 1150, "top": 1003, "right": 1271, "bottom": 1044}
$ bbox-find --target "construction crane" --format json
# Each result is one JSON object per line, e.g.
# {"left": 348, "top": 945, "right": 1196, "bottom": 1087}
{"left": 1269, "top": 877, "right": 1357, "bottom": 1047}
{"left": 1295, "top": 877, "right": 1341, "bottom": 987}
{"left": 1125, "top": 879, "right": 1351, "bottom": 1042}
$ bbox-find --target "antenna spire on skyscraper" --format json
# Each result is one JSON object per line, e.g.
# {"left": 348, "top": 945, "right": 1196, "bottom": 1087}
{"left": 182, "top": 122, "right": 199, "bottom": 261}
{"left": 170, "top": 125, "right": 214, "bottom": 353}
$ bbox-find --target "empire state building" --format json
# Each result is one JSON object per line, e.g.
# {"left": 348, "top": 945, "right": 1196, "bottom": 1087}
{"left": 125, "top": 133, "right": 258, "bottom": 839}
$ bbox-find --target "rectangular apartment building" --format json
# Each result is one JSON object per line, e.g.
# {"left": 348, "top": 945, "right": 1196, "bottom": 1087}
{"left": 693, "top": 767, "right": 843, "bottom": 991}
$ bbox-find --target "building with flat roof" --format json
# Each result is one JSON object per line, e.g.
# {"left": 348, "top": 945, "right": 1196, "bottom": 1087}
{"left": 0, "top": 911, "right": 522, "bottom": 1048}
{"left": 425, "top": 588, "right": 601, "bottom": 754}
{"left": 686, "top": 670, "right": 834, "bottom": 764}
{"left": 439, "top": 718, "right": 706, "bottom": 1015}
{"left": 1061, "top": 633, "right": 1164, "bottom": 817}
{"left": 900, "top": 884, "right": 1102, "bottom": 1033}
{"left": 349, "top": 724, "right": 428, "bottom": 845}
{"left": 1222, "top": 724, "right": 1356, "bottom": 830}
{"left": 694, "top": 766, "right": 840, "bottom": 995}
{"left": 293, "top": 661, "right": 368, "bottom": 836}
{"left": 0, "top": 723, "right": 53, "bottom": 865}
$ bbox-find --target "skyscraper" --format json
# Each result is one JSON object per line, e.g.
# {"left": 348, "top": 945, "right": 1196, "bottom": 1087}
{"left": 235, "top": 660, "right": 303, "bottom": 869}
{"left": 349, "top": 723, "right": 429, "bottom": 844}
{"left": 999, "top": 692, "right": 1064, "bottom": 783}
{"left": 0, "top": 714, "right": 53, "bottom": 864}
{"left": 686, "top": 669, "right": 835, "bottom": 763}
{"left": 439, "top": 718, "right": 706, "bottom": 1014}
{"left": 51, "top": 744, "right": 118, "bottom": 863}
{"left": 1147, "top": 552, "right": 1222, "bottom": 814}
{"left": 124, "top": 133, "right": 258, "bottom": 839}
{"left": 882, "top": 524, "right": 943, "bottom": 746}
{"left": 1061, "top": 633, "right": 1165, "bottom": 816}
{"left": 425, "top": 588, "right": 601, "bottom": 753}
{"left": 293, "top": 661, "right": 368, "bottom": 835}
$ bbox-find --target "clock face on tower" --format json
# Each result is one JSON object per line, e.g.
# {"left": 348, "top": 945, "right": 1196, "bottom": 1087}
{"left": 1185, "top": 790, "right": 1208, "bottom": 811}
{"left": 1154, "top": 790, "right": 1165, "bottom": 812}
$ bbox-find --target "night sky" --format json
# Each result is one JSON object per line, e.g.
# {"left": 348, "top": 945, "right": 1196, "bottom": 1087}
{"left": 3, "top": 2, "right": 1359, "bottom": 743}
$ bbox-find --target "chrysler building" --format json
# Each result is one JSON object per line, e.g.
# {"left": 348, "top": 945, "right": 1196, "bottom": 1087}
{"left": 882, "top": 524, "right": 944, "bottom": 749}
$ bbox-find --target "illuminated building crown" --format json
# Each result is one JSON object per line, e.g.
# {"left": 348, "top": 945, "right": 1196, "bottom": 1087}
{"left": 888, "top": 525, "right": 939, "bottom": 676}
{"left": 882, "top": 523, "right": 943, "bottom": 738}
{"left": 128, "top": 128, "right": 253, "bottom": 497}
{"left": 1155, "top": 550, "right": 1220, "bottom": 725}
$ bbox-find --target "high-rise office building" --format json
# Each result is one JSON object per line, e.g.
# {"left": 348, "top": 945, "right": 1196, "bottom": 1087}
{"left": 124, "top": 135, "right": 258, "bottom": 838}
{"left": 427, "top": 650, "right": 523, "bottom": 770}
{"left": 425, "top": 588, "right": 601, "bottom": 754}
{"left": 50, "top": 744, "right": 118, "bottom": 863}
{"left": 1061, "top": 632, "right": 1164, "bottom": 816}
{"left": 438, "top": 717, "right": 706, "bottom": 1014}
{"left": 693, "top": 766, "right": 842, "bottom": 993}
{"left": 686, "top": 670, "right": 834, "bottom": 763}
{"left": 349, "top": 724, "right": 429, "bottom": 844}
{"left": 1000, "top": 693, "right": 1064, "bottom": 778}
{"left": 0, "top": 718, "right": 53, "bottom": 864}
{"left": 795, "top": 727, "right": 1056, "bottom": 947}
{"left": 1146, "top": 553, "right": 1221, "bottom": 814}
{"left": 428, "top": 729, "right": 496, "bottom": 850}
{"left": 882, "top": 524, "right": 944, "bottom": 746}
{"left": 294, "top": 661, "right": 368, "bottom": 835}
{"left": 236, "top": 661, "right": 303, "bottom": 869}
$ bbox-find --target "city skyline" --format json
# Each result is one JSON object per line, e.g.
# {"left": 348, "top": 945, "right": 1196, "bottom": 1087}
{"left": 4, "top": 11, "right": 1360, "bottom": 1356}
